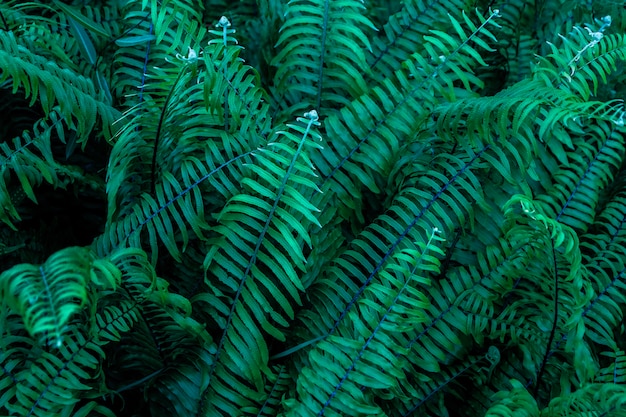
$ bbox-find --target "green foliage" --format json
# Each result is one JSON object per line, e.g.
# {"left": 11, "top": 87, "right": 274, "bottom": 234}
{"left": 2, "top": 0, "right": 626, "bottom": 416}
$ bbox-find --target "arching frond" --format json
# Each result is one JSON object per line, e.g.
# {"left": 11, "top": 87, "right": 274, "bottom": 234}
{"left": 285, "top": 228, "right": 444, "bottom": 416}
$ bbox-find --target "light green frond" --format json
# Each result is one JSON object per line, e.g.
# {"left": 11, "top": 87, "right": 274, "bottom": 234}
{"left": 299, "top": 149, "right": 487, "bottom": 346}
{"left": 203, "top": 19, "right": 272, "bottom": 138}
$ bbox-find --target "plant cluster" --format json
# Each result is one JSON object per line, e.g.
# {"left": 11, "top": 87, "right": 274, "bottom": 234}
{"left": 2, "top": 0, "right": 626, "bottom": 416}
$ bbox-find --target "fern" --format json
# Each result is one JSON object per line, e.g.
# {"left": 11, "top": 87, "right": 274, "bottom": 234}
{"left": 271, "top": 0, "right": 376, "bottom": 115}
{"left": 4, "top": 0, "right": 626, "bottom": 416}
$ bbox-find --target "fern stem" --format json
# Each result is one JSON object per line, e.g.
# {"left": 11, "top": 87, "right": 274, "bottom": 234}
{"left": 534, "top": 238, "right": 559, "bottom": 401}
{"left": 319, "top": 229, "right": 442, "bottom": 415}
{"left": 150, "top": 69, "right": 187, "bottom": 195}
{"left": 0, "top": 10, "right": 8, "bottom": 31}
{"left": 256, "top": 364, "right": 287, "bottom": 417}
{"left": 315, "top": 0, "right": 330, "bottom": 111}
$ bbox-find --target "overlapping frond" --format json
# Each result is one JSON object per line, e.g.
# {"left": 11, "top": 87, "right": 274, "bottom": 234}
{"left": 5, "top": 0, "right": 626, "bottom": 416}
{"left": 98, "top": 16, "right": 271, "bottom": 263}
{"left": 537, "top": 120, "right": 625, "bottom": 232}
{"left": 535, "top": 21, "right": 626, "bottom": 102}
{"left": 366, "top": 0, "right": 474, "bottom": 84}
{"left": 300, "top": 149, "right": 488, "bottom": 342}
{"left": 311, "top": 8, "right": 499, "bottom": 225}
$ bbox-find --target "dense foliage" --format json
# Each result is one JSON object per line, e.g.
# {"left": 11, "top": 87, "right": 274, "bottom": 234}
{"left": 2, "top": 0, "right": 626, "bottom": 416}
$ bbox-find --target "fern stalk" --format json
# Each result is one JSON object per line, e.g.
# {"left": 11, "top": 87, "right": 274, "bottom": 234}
{"left": 150, "top": 68, "right": 189, "bottom": 194}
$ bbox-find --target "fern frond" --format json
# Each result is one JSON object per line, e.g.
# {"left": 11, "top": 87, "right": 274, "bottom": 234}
{"left": 391, "top": 346, "right": 501, "bottom": 416}
{"left": 112, "top": 0, "right": 205, "bottom": 106}
{"left": 313, "top": 8, "right": 500, "bottom": 224}
{"left": 254, "top": 364, "right": 292, "bottom": 416}
{"left": 147, "top": 351, "right": 211, "bottom": 416}
{"left": 484, "top": 379, "right": 540, "bottom": 417}
{"left": 143, "top": 0, "right": 203, "bottom": 45}
{"left": 366, "top": 0, "right": 472, "bottom": 84}
{"left": 200, "top": 111, "right": 322, "bottom": 413}
{"left": 0, "top": 246, "right": 119, "bottom": 347}
{"left": 203, "top": 17, "right": 272, "bottom": 139}
{"left": 540, "top": 383, "right": 626, "bottom": 416}
{"left": 301, "top": 148, "right": 488, "bottom": 343}
{"left": 1, "top": 328, "right": 110, "bottom": 417}
{"left": 0, "top": 110, "right": 65, "bottom": 229}
{"left": 536, "top": 120, "right": 625, "bottom": 232}
{"left": 285, "top": 229, "right": 444, "bottom": 416}
{"left": 502, "top": 195, "right": 591, "bottom": 392}
{"left": 0, "top": 30, "right": 119, "bottom": 141}
{"left": 535, "top": 21, "right": 626, "bottom": 102}
{"left": 271, "top": 0, "right": 376, "bottom": 115}
{"left": 595, "top": 350, "right": 626, "bottom": 384}
{"left": 95, "top": 141, "right": 254, "bottom": 263}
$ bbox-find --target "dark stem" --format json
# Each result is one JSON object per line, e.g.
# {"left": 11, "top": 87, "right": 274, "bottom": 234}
{"left": 0, "top": 10, "right": 8, "bottom": 31}
{"left": 534, "top": 239, "right": 559, "bottom": 400}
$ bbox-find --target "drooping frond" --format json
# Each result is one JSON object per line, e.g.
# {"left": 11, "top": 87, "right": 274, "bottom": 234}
{"left": 0, "top": 30, "right": 119, "bottom": 141}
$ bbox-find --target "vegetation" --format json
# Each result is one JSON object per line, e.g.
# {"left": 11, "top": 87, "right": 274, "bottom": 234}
{"left": 2, "top": 0, "right": 626, "bottom": 416}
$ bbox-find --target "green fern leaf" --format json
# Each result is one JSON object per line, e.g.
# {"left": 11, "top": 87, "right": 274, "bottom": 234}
{"left": 0, "top": 247, "right": 120, "bottom": 347}
{"left": 0, "top": 31, "right": 119, "bottom": 140}
{"left": 271, "top": 0, "right": 376, "bottom": 114}
{"left": 201, "top": 110, "right": 323, "bottom": 412}
{"left": 286, "top": 229, "right": 444, "bottom": 416}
